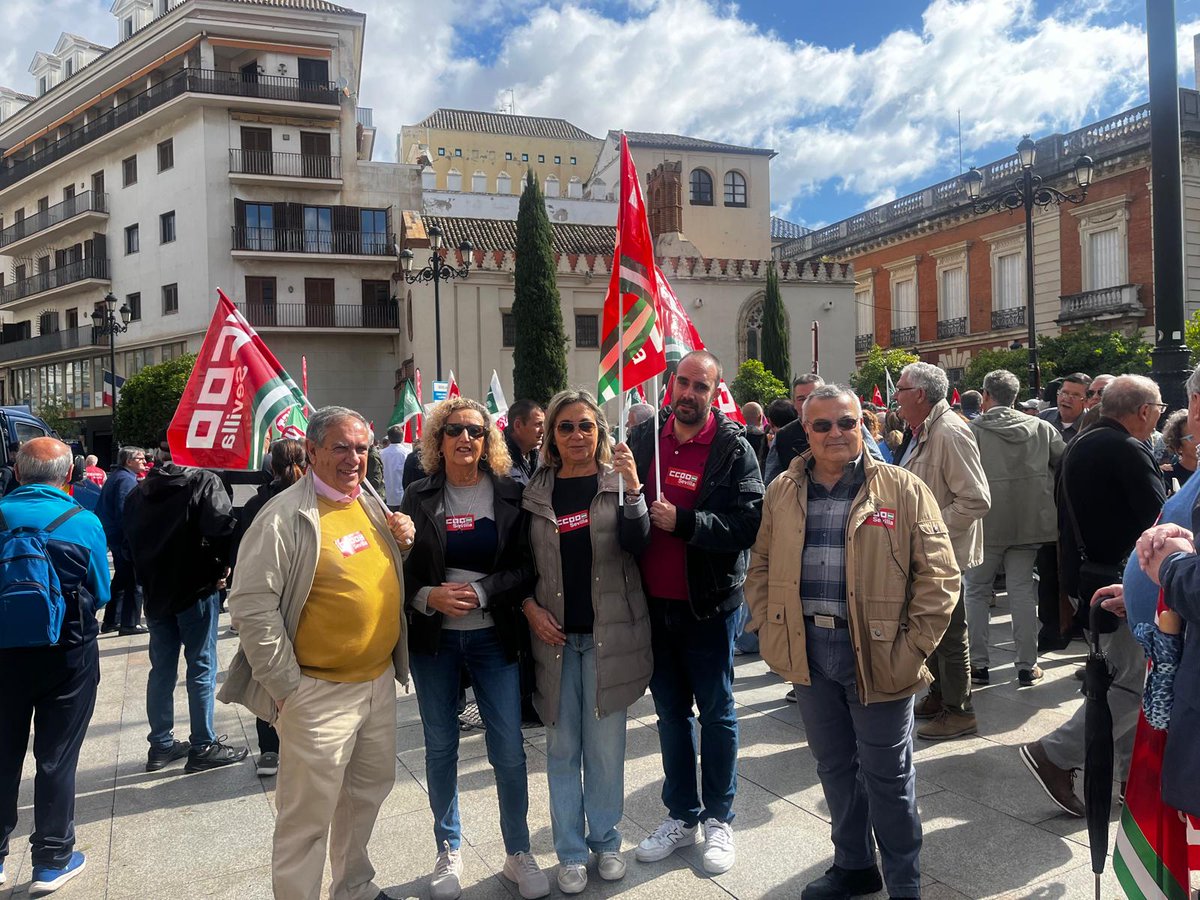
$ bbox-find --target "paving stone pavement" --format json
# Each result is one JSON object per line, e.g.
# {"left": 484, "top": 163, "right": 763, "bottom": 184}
{"left": 2, "top": 597, "right": 1131, "bottom": 900}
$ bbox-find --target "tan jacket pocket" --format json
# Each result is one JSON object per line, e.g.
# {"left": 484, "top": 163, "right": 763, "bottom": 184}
{"left": 917, "top": 521, "right": 955, "bottom": 568}
{"left": 760, "top": 601, "right": 793, "bottom": 672}
{"left": 867, "top": 619, "right": 926, "bottom": 695}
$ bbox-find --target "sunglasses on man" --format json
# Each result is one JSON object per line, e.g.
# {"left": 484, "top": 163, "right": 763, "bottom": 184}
{"left": 807, "top": 416, "right": 860, "bottom": 434}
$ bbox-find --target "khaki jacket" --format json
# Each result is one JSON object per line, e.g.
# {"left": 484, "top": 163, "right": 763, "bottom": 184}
{"left": 901, "top": 399, "right": 990, "bottom": 569}
{"left": 217, "top": 473, "right": 409, "bottom": 723}
{"left": 522, "top": 465, "right": 652, "bottom": 724}
{"left": 746, "top": 453, "right": 960, "bottom": 705}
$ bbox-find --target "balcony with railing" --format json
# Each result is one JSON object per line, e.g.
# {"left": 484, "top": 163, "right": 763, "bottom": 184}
{"left": 937, "top": 317, "right": 968, "bottom": 340}
{"left": 0, "top": 191, "right": 108, "bottom": 255}
{"left": 0, "top": 68, "right": 340, "bottom": 191}
{"left": 0, "top": 257, "right": 110, "bottom": 308}
{"left": 231, "top": 227, "right": 394, "bottom": 259}
{"left": 236, "top": 301, "right": 399, "bottom": 330}
{"left": 1058, "top": 284, "right": 1143, "bottom": 322}
{"left": 855, "top": 334, "right": 873, "bottom": 353}
{"left": 228, "top": 150, "right": 342, "bottom": 187}
{"left": 890, "top": 325, "right": 917, "bottom": 347}
{"left": 0, "top": 324, "right": 102, "bottom": 363}
{"left": 991, "top": 307, "right": 1026, "bottom": 329}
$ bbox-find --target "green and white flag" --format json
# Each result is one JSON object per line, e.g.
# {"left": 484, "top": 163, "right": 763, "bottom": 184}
{"left": 486, "top": 370, "right": 510, "bottom": 428}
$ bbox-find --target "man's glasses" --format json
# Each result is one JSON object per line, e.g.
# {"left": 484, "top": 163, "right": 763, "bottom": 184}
{"left": 807, "top": 416, "right": 860, "bottom": 434}
{"left": 1144, "top": 402, "right": 1168, "bottom": 414}
{"left": 443, "top": 423, "right": 486, "bottom": 439}
{"left": 893, "top": 386, "right": 919, "bottom": 394}
{"left": 556, "top": 420, "right": 597, "bottom": 435}
{"left": 1085, "top": 390, "right": 1100, "bottom": 398}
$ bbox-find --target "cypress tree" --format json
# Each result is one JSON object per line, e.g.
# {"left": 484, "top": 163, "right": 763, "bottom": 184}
{"left": 512, "top": 169, "right": 569, "bottom": 404}
{"left": 760, "top": 263, "right": 791, "bottom": 384}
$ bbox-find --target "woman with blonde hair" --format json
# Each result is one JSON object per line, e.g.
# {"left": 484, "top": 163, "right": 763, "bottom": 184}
{"left": 399, "top": 397, "right": 548, "bottom": 900}
{"left": 521, "top": 390, "right": 651, "bottom": 893}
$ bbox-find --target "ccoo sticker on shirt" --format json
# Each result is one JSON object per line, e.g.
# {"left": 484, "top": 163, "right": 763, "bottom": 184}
{"left": 446, "top": 514, "right": 476, "bottom": 532}
{"left": 335, "top": 531, "right": 370, "bottom": 557}
{"left": 557, "top": 510, "right": 590, "bottom": 533}
{"left": 865, "top": 508, "right": 896, "bottom": 529}
{"left": 665, "top": 467, "right": 701, "bottom": 491}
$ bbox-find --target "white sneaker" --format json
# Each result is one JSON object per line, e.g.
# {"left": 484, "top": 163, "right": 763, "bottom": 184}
{"left": 701, "top": 819, "right": 735, "bottom": 874}
{"left": 556, "top": 863, "right": 587, "bottom": 894}
{"left": 635, "top": 817, "right": 698, "bottom": 862}
{"left": 429, "top": 844, "right": 462, "bottom": 900}
{"left": 503, "top": 851, "right": 550, "bottom": 899}
{"left": 594, "top": 850, "right": 627, "bottom": 881}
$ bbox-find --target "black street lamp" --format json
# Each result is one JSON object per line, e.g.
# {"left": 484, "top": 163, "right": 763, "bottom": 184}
{"left": 399, "top": 224, "right": 473, "bottom": 381}
{"left": 91, "top": 291, "right": 131, "bottom": 449}
{"left": 963, "top": 137, "right": 1093, "bottom": 399}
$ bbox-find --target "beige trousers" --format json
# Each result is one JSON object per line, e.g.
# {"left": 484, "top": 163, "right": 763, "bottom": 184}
{"left": 272, "top": 666, "right": 397, "bottom": 900}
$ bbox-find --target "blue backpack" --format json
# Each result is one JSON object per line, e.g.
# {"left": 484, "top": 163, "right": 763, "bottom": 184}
{"left": 0, "top": 506, "right": 83, "bottom": 648}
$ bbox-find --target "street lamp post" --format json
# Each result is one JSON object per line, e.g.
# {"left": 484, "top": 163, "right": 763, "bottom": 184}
{"left": 91, "top": 292, "right": 131, "bottom": 451}
{"left": 963, "top": 137, "right": 1093, "bottom": 399}
{"left": 399, "top": 224, "right": 473, "bottom": 382}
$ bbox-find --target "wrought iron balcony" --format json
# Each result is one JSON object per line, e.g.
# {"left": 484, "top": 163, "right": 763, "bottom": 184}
{"left": 1058, "top": 284, "right": 1142, "bottom": 322}
{"left": 855, "top": 334, "right": 873, "bottom": 352}
{"left": 0, "top": 257, "right": 110, "bottom": 306}
{"left": 0, "top": 324, "right": 102, "bottom": 363}
{"left": 228, "top": 150, "right": 341, "bottom": 180}
{"left": 0, "top": 191, "right": 108, "bottom": 250}
{"left": 890, "top": 325, "right": 917, "bottom": 347}
{"left": 231, "top": 227, "right": 394, "bottom": 256}
{"left": 991, "top": 307, "right": 1026, "bottom": 329}
{"left": 937, "top": 317, "right": 968, "bottom": 339}
{"left": 236, "top": 301, "right": 399, "bottom": 329}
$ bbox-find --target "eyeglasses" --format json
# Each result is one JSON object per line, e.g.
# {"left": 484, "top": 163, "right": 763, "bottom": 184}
{"left": 556, "top": 420, "right": 597, "bottom": 435}
{"left": 893, "top": 386, "right": 919, "bottom": 394}
{"left": 807, "top": 416, "right": 860, "bottom": 434}
{"left": 1144, "top": 402, "right": 1168, "bottom": 413}
{"left": 443, "top": 423, "right": 486, "bottom": 439}
{"left": 1085, "top": 390, "right": 1100, "bottom": 398}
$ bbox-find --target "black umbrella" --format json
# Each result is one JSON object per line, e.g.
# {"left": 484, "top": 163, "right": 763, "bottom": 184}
{"left": 1082, "top": 602, "right": 1117, "bottom": 900}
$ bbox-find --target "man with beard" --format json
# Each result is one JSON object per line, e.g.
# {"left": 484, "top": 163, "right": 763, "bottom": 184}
{"left": 627, "top": 350, "right": 764, "bottom": 877}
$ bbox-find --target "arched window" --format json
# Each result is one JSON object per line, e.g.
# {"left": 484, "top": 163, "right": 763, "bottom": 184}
{"left": 446, "top": 168, "right": 462, "bottom": 191}
{"left": 545, "top": 175, "right": 560, "bottom": 197}
{"left": 744, "top": 303, "right": 762, "bottom": 361}
{"left": 567, "top": 177, "right": 582, "bottom": 199}
{"left": 724, "top": 170, "right": 747, "bottom": 207}
{"left": 690, "top": 168, "right": 713, "bottom": 205}
{"left": 497, "top": 172, "right": 512, "bottom": 194}
{"left": 472, "top": 170, "right": 487, "bottom": 192}
{"left": 736, "top": 291, "right": 785, "bottom": 366}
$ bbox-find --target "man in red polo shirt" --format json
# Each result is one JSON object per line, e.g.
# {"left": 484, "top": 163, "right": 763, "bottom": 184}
{"left": 626, "top": 350, "right": 763, "bottom": 877}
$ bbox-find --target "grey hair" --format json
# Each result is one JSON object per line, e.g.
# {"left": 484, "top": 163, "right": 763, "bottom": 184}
{"left": 802, "top": 383, "right": 862, "bottom": 418}
{"left": 1185, "top": 364, "right": 1200, "bottom": 399}
{"left": 117, "top": 445, "right": 144, "bottom": 467}
{"left": 1099, "top": 374, "right": 1160, "bottom": 420}
{"left": 306, "top": 405, "right": 370, "bottom": 446}
{"left": 15, "top": 443, "right": 73, "bottom": 486}
{"left": 900, "top": 362, "right": 949, "bottom": 405}
{"left": 84, "top": 454, "right": 98, "bottom": 466}
{"left": 982, "top": 370, "right": 1020, "bottom": 408}
{"left": 627, "top": 403, "right": 655, "bottom": 426}
{"left": 792, "top": 373, "right": 825, "bottom": 389}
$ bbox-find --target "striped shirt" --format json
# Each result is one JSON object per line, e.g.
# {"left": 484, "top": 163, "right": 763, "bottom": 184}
{"left": 800, "top": 456, "right": 865, "bottom": 621}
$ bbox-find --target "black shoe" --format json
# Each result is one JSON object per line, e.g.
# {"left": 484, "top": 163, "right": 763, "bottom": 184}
{"left": 1018, "top": 665, "right": 1044, "bottom": 686}
{"left": 100, "top": 623, "right": 119, "bottom": 634}
{"left": 970, "top": 667, "right": 989, "bottom": 685}
{"left": 184, "top": 736, "right": 249, "bottom": 773}
{"left": 118, "top": 625, "right": 148, "bottom": 636}
{"left": 801, "top": 864, "right": 884, "bottom": 899}
{"left": 785, "top": 688, "right": 797, "bottom": 703}
{"left": 146, "top": 740, "right": 191, "bottom": 772}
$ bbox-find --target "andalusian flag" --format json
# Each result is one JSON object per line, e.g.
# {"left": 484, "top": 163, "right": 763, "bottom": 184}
{"left": 389, "top": 378, "right": 421, "bottom": 435}
{"left": 597, "top": 134, "right": 666, "bottom": 403}
{"left": 486, "top": 370, "right": 510, "bottom": 429}
{"left": 625, "top": 384, "right": 647, "bottom": 405}
{"left": 168, "top": 289, "right": 312, "bottom": 469}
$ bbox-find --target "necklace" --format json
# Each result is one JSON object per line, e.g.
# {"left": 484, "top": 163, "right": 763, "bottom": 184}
{"left": 446, "top": 475, "right": 487, "bottom": 521}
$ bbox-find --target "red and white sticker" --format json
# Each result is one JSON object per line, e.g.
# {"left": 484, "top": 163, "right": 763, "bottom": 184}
{"left": 665, "top": 467, "right": 701, "bottom": 491}
{"left": 865, "top": 508, "right": 896, "bottom": 529}
{"left": 557, "top": 510, "right": 590, "bottom": 533}
{"left": 446, "top": 514, "right": 476, "bottom": 532}
{"left": 334, "top": 531, "right": 370, "bottom": 557}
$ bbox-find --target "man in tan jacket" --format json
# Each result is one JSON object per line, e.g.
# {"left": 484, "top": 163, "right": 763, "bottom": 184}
{"left": 219, "top": 406, "right": 415, "bottom": 900}
{"left": 894, "top": 362, "right": 990, "bottom": 740}
{"left": 746, "top": 385, "right": 958, "bottom": 900}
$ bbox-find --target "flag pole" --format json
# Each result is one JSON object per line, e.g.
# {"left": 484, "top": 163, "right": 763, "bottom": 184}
{"left": 616, "top": 130, "right": 627, "bottom": 507}
{"left": 653, "top": 373, "right": 662, "bottom": 499}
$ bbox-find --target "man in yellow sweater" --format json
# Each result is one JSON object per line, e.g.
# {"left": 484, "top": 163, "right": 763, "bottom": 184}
{"left": 220, "top": 406, "right": 415, "bottom": 900}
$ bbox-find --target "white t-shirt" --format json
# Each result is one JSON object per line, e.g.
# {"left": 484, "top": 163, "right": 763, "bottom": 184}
{"left": 380, "top": 442, "right": 409, "bottom": 506}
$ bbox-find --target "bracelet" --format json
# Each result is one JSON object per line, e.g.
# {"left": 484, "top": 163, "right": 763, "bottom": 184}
{"left": 624, "top": 488, "right": 642, "bottom": 500}
{"left": 521, "top": 598, "right": 536, "bottom": 614}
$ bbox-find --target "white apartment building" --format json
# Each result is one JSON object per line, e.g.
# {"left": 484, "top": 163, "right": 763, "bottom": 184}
{"left": 0, "top": 0, "right": 420, "bottom": 460}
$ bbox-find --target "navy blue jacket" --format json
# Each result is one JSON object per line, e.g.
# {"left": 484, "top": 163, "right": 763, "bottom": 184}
{"left": 96, "top": 466, "right": 138, "bottom": 546}
{"left": 1155, "top": 537, "right": 1200, "bottom": 817}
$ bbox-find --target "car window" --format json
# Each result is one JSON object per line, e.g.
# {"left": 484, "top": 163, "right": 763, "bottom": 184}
{"left": 14, "top": 421, "right": 49, "bottom": 446}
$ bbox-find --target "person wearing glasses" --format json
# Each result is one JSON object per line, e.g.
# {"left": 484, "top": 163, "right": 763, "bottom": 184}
{"left": 1159, "top": 408, "right": 1196, "bottom": 488}
{"left": 1038, "top": 372, "right": 1091, "bottom": 442}
{"left": 399, "top": 397, "right": 548, "bottom": 900}
{"left": 96, "top": 446, "right": 149, "bottom": 635}
{"left": 520, "top": 390, "right": 651, "bottom": 893}
{"left": 745, "top": 384, "right": 958, "bottom": 900}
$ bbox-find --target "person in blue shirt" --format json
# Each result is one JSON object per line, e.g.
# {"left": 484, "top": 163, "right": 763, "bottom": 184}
{"left": 95, "top": 446, "right": 148, "bottom": 634}
{"left": 0, "top": 438, "right": 110, "bottom": 896}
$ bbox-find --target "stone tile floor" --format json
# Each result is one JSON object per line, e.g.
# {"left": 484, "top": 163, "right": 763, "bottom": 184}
{"left": 2, "top": 598, "right": 1152, "bottom": 899}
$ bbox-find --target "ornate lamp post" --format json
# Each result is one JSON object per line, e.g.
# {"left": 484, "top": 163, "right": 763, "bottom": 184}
{"left": 963, "top": 137, "right": 1093, "bottom": 399}
{"left": 399, "top": 224, "right": 473, "bottom": 382}
{"left": 91, "top": 292, "right": 131, "bottom": 449}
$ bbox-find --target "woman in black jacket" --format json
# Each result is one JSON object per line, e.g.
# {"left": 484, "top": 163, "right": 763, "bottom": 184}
{"left": 399, "top": 397, "right": 546, "bottom": 900}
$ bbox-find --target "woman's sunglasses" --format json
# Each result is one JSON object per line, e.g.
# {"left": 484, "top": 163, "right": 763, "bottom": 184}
{"left": 556, "top": 420, "right": 597, "bottom": 435}
{"left": 443, "top": 423, "right": 486, "bottom": 439}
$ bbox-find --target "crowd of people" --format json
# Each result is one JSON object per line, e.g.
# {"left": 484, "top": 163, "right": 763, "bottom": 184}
{"left": 0, "top": 348, "right": 1195, "bottom": 900}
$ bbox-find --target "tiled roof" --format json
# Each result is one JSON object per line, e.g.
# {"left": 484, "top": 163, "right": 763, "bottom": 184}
{"left": 415, "top": 109, "right": 599, "bottom": 143}
{"left": 423, "top": 216, "right": 615, "bottom": 256}
{"left": 0, "top": 86, "right": 35, "bottom": 101}
{"left": 616, "top": 130, "right": 776, "bottom": 158}
{"left": 217, "top": 0, "right": 359, "bottom": 11}
{"left": 771, "top": 216, "right": 809, "bottom": 240}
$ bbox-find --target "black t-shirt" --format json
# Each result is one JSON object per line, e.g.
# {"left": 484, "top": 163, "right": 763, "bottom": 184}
{"left": 553, "top": 473, "right": 598, "bottom": 634}
{"left": 445, "top": 516, "right": 498, "bottom": 574}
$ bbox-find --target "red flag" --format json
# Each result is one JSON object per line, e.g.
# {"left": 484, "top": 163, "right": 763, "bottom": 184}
{"left": 716, "top": 381, "right": 746, "bottom": 424}
{"left": 168, "top": 289, "right": 312, "bottom": 469}
{"left": 447, "top": 370, "right": 461, "bottom": 399}
{"left": 656, "top": 267, "right": 705, "bottom": 361}
{"left": 951, "top": 388, "right": 961, "bottom": 404}
{"left": 872, "top": 386, "right": 884, "bottom": 407}
{"left": 597, "top": 134, "right": 666, "bottom": 402}
{"left": 301, "top": 355, "right": 308, "bottom": 396}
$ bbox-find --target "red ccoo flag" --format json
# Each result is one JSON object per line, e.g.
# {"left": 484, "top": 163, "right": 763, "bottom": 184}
{"left": 872, "top": 386, "right": 884, "bottom": 407}
{"left": 951, "top": 388, "right": 961, "bottom": 404}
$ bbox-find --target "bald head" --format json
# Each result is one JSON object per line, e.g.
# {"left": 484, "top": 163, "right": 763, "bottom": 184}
{"left": 15, "top": 437, "right": 74, "bottom": 487}
{"left": 741, "top": 401, "right": 764, "bottom": 427}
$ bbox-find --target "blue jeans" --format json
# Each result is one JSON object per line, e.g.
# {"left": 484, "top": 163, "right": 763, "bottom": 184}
{"left": 145, "top": 592, "right": 219, "bottom": 749}
{"left": 791, "top": 624, "right": 921, "bottom": 897}
{"left": 545, "top": 634, "right": 626, "bottom": 864}
{"left": 647, "top": 598, "right": 738, "bottom": 825}
{"left": 409, "top": 626, "right": 530, "bottom": 854}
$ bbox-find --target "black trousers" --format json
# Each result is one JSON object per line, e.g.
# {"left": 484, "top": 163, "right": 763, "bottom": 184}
{"left": 255, "top": 718, "right": 279, "bottom": 755}
{"left": 101, "top": 544, "right": 141, "bottom": 630}
{"left": 0, "top": 640, "right": 99, "bottom": 868}
{"left": 1036, "top": 542, "right": 1062, "bottom": 638}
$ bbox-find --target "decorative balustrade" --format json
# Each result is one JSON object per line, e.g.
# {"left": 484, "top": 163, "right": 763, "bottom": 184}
{"left": 937, "top": 317, "right": 968, "bottom": 339}
{"left": 890, "top": 325, "right": 917, "bottom": 347}
{"left": 991, "top": 307, "right": 1026, "bottom": 329}
{"left": 854, "top": 334, "right": 873, "bottom": 352}
{"left": 1058, "top": 284, "right": 1142, "bottom": 321}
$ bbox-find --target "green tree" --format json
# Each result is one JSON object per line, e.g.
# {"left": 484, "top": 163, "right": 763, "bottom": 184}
{"left": 113, "top": 353, "right": 197, "bottom": 448}
{"left": 1038, "top": 325, "right": 1151, "bottom": 379}
{"left": 1185, "top": 310, "right": 1200, "bottom": 365}
{"left": 759, "top": 264, "right": 790, "bottom": 384}
{"left": 849, "top": 344, "right": 919, "bottom": 401}
{"left": 37, "top": 398, "right": 82, "bottom": 440}
{"left": 962, "top": 347, "right": 1030, "bottom": 393}
{"left": 512, "top": 169, "right": 569, "bottom": 404}
{"left": 729, "top": 359, "right": 789, "bottom": 408}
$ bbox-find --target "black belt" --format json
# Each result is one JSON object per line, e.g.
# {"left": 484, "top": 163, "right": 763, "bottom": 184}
{"left": 804, "top": 613, "right": 849, "bottom": 629}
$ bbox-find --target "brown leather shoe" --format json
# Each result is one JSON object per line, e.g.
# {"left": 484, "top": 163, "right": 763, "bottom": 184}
{"left": 916, "top": 708, "right": 978, "bottom": 741}
{"left": 913, "top": 693, "right": 944, "bottom": 720}
{"left": 1019, "top": 741, "right": 1085, "bottom": 817}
